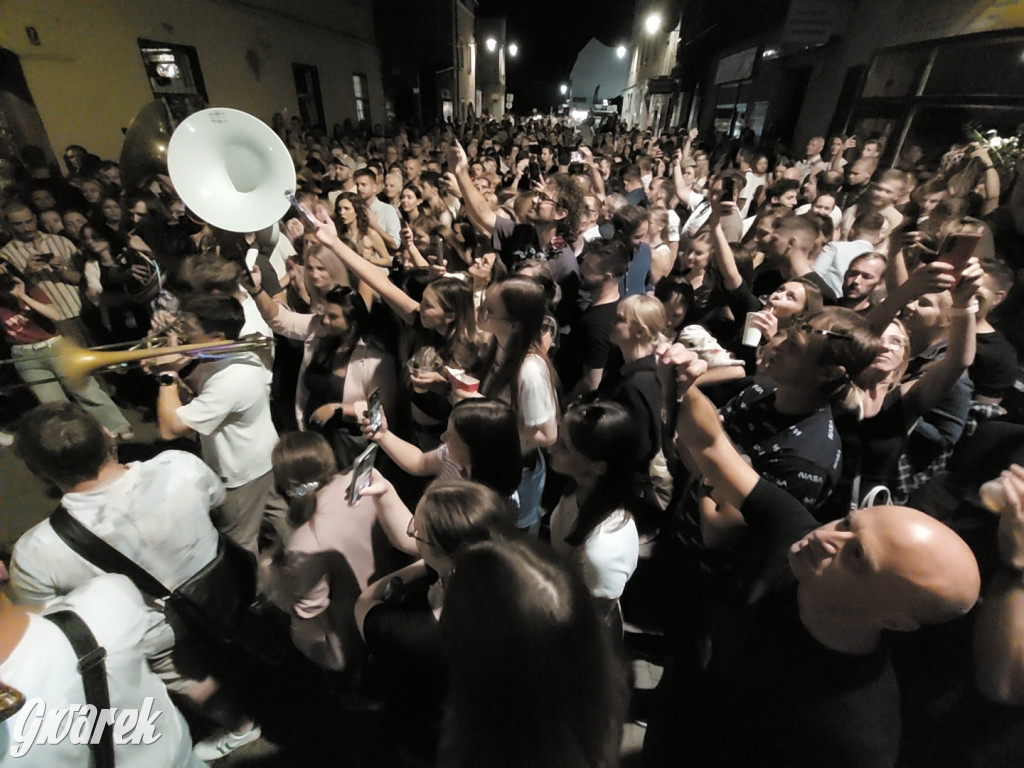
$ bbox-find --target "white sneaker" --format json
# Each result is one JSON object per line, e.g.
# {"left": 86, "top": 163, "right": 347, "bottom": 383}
{"left": 193, "top": 722, "right": 261, "bottom": 762}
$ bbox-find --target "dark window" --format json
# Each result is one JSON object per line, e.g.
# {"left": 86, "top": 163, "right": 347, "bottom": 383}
{"left": 861, "top": 49, "right": 928, "bottom": 99}
{"left": 353, "top": 74, "right": 370, "bottom": 124}
{"left": 925, "top": 37, "right": 1024, "bottom": 97}
{"left": 137, "top": 39, "right": 207, "bottom": 122}
{"left": 293, "top": 63, "right": 325, "bottom": 131}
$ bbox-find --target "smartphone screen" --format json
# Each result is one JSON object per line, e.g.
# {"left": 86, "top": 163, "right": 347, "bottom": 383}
{"left": 348, "top": 444, "right": 378, "bottom": 503}
{"left": 570, "top": 151, "right": 583, "bottom": 163}
{"left": 366, "top": 389, "right": 383, "bottom": 434}
{"left": 938, "top": 231, "right": 982, "bottom": 276}
{"left": 719, "top": 177, "right": 735, "bottom": 203}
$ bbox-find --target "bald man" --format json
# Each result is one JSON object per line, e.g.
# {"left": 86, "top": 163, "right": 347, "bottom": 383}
{"left": 642, "top": 347, "right": 980, "bottom": 768}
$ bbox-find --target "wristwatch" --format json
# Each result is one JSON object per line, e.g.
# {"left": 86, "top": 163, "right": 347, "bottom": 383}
{"left": 157, "top": 372, "right": 178, "bottom": 387}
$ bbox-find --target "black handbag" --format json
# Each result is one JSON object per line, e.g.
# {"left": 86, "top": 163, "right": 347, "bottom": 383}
{"left": 49, "top": 506, "right": 257, "bottom": 645}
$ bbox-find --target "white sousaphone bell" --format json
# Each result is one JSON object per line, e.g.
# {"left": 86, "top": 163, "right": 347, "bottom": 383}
{"left": 168, "top": 107, "right": 296, "bottom": 233}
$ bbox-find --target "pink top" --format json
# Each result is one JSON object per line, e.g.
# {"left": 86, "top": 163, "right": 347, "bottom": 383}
{"left": 269, "top": 471, "right": 403, "bottom": 671}
{"left": 269, "top": 305, "right": 397, "bottom": 429}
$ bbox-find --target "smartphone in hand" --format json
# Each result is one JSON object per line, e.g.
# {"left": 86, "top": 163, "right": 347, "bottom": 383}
{"left": 348, "top": 443, "right": 378, "bottom": 503}
{"left": 285, "top": 191, "right": 320, "bottom": 230}
{"left": 366, "top": 389, "right": 383, "bottom": 434}
{"left": 938, "top": 231, "right": 982, "bottom": 277}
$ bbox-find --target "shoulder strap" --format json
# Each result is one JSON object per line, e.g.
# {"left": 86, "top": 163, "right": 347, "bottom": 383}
{"left": 49, "top": 506, "right": 170, "bottom": 598}
{"left": 45, "top": 610, "right": 115, "bottom": 768}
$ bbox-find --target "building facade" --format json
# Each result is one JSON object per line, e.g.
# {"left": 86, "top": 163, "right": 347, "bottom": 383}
{"left": 684, "top": 0, "right": 1024, "bottom": 165}
{"left": 621, "top": 0, "right": 683, "bottom": 132}
{"left": 0, "top": 0, "right": 385, "bottom": 164}
{"left": 375, "top": 0, "right": 478, "bottom": 128}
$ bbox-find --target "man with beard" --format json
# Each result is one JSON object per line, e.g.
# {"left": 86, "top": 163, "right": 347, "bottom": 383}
{"left": 838, "top": 253, "right": 887, "bottom": 314}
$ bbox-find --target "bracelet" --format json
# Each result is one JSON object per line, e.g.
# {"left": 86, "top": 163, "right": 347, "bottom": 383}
{"left": 248, "top": 285, "right": 264, "bottom": 297}
{"left": 982, "top": 164, "right": 995, "bottom": 171}
{"left": 949, "top": 300, "right": 979, "bottom": 316}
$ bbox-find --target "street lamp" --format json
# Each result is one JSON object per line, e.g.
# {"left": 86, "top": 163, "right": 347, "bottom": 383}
{"left": 508, "top": 42, "right": 518, "bottom": 57}
{"left": 485, "top": 37, "right": 497, "bottom": 52}
{"left": 645, "top": 12, "right": 661, "bottom": 34}
{"left": 560, "top": 83, "right": 568, "bottom": 95}
{"left": 616, "top": 44, "right": 627, "bottom": 58}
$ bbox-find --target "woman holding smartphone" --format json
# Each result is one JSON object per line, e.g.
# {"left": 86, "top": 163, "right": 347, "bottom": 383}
{"left": 264, "top": 431, "right": 418, "bottom": 673}
{"left": 247, "top": 255, "right": 397, "bottom": 466}
{"left": 310, "top": 213, "right": 488, "bottom": 450}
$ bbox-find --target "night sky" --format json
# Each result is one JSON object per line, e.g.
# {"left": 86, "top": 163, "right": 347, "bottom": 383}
{"left": 477, "top": 0, "right": 638, "bottom": 111}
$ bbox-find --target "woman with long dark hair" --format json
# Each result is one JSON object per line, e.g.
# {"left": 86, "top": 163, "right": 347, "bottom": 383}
{"left": 334, "top": 191, "right": 391, "bottom": 271}
{"left": 478, "top": 276, "right": 560, "bottom": 533}
{"left": 364, "top": 398, "right": 522, "bottom": 508}
{"left": 548, "top": 401, "right": 641, "bottom": 610}
{"left": 248, "top": 262, "right": 396, "bottom": 467}
{"left": 310, "top": 214, "right": 488, "bottom": 449}
{"left": 439, "top": 537, "right": 629, "bottom": 768}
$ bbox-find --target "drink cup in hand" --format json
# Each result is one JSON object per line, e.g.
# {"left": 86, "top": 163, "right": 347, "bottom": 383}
{"left": 742, "top": 312, "right": 762, "bottom": 347}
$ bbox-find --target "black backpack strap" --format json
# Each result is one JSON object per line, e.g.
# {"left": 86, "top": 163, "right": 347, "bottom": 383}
{"left": 45, "top": 610, "right": 115, "bottom": 768}
{"left": 49, "top": 506, "right": 170, "bottom": 599}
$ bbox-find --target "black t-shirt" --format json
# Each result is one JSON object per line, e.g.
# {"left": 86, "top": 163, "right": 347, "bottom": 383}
{"left": 597, "top": 349, "right": 663, "bottom": 466}
{"left": 556, "top": 300, "right": 618, "bottom": 393}
{"left": 720, "top": 382, "right": 843, "bottom": 514}
{"left": 971, "top": 330, "right": 1018, "bottom": 400}
{"left": 684, "top": 480, "right": 901, "bottom": 768}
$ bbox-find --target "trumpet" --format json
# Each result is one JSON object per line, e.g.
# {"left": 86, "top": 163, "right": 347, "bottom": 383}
{"left": 0, "top": 335, "right": 272, "bottom": 390}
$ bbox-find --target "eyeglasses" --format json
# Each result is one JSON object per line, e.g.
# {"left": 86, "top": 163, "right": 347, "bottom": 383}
{"left": 794, "top": 323, "right": 854, "bottom": 342}
{"left": 406, "top": 516, "right": 432, "bottom": 546}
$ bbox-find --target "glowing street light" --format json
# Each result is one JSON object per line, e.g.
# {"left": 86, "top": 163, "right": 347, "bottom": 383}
{"left": 508, "top": 42, "right": 518, "bottom": 57}
{"left": 560, "top": 83, "right": 568, "bottom": 95}
{"left": 616, "top": 44, "right": 627, "bottom": 58}
{"left": 485, "top": 37, "right": 497, "bottom": 52}
{"left": 645, "top": 12, "right": 661, "bottom": 34}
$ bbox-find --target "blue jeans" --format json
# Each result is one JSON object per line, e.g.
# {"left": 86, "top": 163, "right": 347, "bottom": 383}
{"left": 514, "top": 450, "right": 545, "bottom": 536}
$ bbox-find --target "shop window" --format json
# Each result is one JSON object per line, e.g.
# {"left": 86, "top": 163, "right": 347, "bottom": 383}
{"left": 925, "top": 37, "right": 1024, "bottom": 97}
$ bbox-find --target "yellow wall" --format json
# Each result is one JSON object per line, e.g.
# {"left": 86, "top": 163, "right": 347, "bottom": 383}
{"left": 0, "top": 0, "right": 384, "bottom": 162}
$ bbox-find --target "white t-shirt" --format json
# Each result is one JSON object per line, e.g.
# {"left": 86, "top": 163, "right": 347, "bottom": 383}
{"left": 11, "top": 451, "right": 224, "bottom": 605}
{"left": 368, "top": 198, "right": 401, "bottom": 250}
{"left": 269, "top": 232, "right": 295, "bottom": 279}
{"left": 177, "top": 353, "right": 277, "bottom": 488}
{"left": 549, "top": 495, "right": 639, "bottom": 600}
{"left": 517, "top": 354, "right": 558, "bottom": 429}
{"left": 0, "top": 576, "right": 198, "bottom": 768}
{"left": 740, "top": 171, "right": 768, "bottom": 218}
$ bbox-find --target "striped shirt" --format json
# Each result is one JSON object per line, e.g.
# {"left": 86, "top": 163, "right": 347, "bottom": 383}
{"left": 1, "top": 233, "right": 81, "bottom": 320}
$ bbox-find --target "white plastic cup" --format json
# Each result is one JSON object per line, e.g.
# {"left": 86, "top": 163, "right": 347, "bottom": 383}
{"left": 980, "top": 478, "right": 1007, "bottom": 513}
{"left": 742, "top": 312, "right": 762, "bottom": 347}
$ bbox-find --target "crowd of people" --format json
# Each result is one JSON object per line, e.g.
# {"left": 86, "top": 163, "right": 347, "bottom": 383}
{"left": 0, "top": 104, "right": 1023, "bottom": 767}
